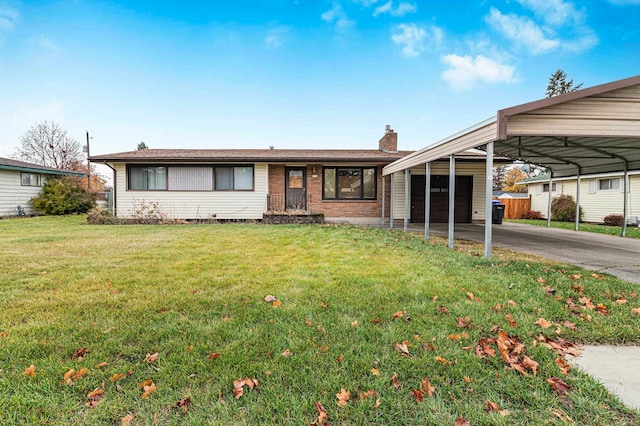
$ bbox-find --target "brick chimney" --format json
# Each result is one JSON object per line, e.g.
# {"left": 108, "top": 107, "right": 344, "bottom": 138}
{"left": 379, "top": 125, "right": 398, "bottom": 152}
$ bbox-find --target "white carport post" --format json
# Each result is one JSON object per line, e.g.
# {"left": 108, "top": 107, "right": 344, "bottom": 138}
{"left": 484, "top": 142, "right": 494, "bottom": 258}
{"left": 574, "top": 169, "right": 581, "bottom": 231}
{"left": 381, "top": 175, "right": 386, "bottom": 225}
{"left": 448, "top": 154, "right": 456, "bottom": 249}
{"left": 404, "top": 169, "right": 410, "bottom": 232}
{"left": 623, "top": 166, "right": 629, "bottom": 237}
{"left": 546, "top": 173, "right": 553, "bottom": 228}
{"left": 390, "top": 173, "right": 394, "bottom": 229}
{"left": 424, "top": 162, "right": 431, "bottom": 240}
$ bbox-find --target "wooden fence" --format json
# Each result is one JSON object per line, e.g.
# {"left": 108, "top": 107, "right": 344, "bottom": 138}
{"left": 498, "top": 197, "right": 531, "bottom": 219}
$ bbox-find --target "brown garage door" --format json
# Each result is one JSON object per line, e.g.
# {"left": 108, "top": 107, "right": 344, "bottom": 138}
{"left": 411, "top": 175, "right": 473, "bottom": 223}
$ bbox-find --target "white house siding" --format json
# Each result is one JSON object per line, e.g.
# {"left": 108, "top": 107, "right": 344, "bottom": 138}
{"left": 0, "top": 169, "right": 47, "bottom": 217}
{"left": 528, "top": 174, "right": 639, "bottom": 223}
{"left": 112, "top": 163, "right": 269, "bottom": 220}
{"left": 391, "top": 162, "right": 487, "bottom": 222}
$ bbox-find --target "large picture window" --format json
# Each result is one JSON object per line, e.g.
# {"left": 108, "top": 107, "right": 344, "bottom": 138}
{"left": 128, "top": 166, "right": 167, "bottom": 190}
{"left": 21, "top": 172, "right": 41, "bottom": 187}
{"left": 323, "top": 167, "right": 376, "bottom": 200}
{"left": 127, "top": 165, "right": 254, "bottom": 191}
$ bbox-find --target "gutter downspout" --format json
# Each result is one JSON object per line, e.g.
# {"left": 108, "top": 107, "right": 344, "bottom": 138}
{"left": 546, "top": 172, "right": 553, "bottom": 228}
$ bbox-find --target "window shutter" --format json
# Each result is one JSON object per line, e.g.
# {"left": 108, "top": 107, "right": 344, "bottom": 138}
{"left": 556, "top": 181, "right": 562, "bottom": 193}
{"left": 588, "top": 179, "right": 596, "bottom": 194}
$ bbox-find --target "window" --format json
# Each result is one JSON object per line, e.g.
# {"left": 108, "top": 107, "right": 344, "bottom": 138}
{"left": 128, "top": 166, "right": 167, "bottom": 190}
{"left": 542, "top": 183, "right": 556, "bottom": 192}
{"left": 323, "top": 167, "right": 376, "bottom": 200}
{"left": 598, "top": 178, "right": 620, "bottom": 191}
{"left": 215, "top": 166, "right": 254, "bottom": 191}
{"left": 21, "top": 173, "right": 41, "bottom": 186}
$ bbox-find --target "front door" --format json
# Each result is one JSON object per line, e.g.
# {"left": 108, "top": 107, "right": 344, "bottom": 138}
{"left": 285, "top": 167, "right": 306, "bottom": 211}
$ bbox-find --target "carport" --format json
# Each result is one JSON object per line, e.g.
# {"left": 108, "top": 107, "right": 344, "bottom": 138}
{"left": 383, "top": 75, "right": 640, "bottom": 258}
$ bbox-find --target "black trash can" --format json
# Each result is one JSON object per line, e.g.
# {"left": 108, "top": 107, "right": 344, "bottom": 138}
{"left": 492, "top": 203, "right": 505, "bottom": 224}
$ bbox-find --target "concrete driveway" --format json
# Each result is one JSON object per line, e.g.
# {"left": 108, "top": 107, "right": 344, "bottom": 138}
{"left": 405, "top": 222, "right": 640, "bottom": 284}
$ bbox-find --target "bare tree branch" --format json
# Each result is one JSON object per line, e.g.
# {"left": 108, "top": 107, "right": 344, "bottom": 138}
{"left": 16, "top": 121, "right": 83, "bottom": 170}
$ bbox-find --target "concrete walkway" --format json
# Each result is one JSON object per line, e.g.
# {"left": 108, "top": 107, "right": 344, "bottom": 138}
{"left": 402, "top": 221, "right": 640, "bottom": 284}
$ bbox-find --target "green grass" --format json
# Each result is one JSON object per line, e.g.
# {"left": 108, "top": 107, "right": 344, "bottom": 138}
{"left": 507, "top": 218, "right": 640, "bottom": 238}
{"left": 1, "top": 216, "right": 640, "bottom": 425}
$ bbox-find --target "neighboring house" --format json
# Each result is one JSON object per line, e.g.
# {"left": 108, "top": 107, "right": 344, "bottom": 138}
{"left": 522, "top": 172, "right": 640, "bottom": 224}
{"left": 90, "top": 127, "right": 497, "bottom": 224}
{"left": 0, "top": 157, "right": 85, "bottom": 218}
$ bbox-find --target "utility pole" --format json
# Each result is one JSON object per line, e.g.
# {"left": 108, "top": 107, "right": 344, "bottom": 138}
{"left": 85, "top": 131, "right": 91, "bottom": 191}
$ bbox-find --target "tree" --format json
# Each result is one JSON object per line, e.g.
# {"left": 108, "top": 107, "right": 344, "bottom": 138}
{"left": 30, "top": 176, "right": 95, "bottom": 215}
{"left": 137, "top": 141, "right": 148, "bottom": 150}
{"left": 546, "top": 69, "right": 583, "bottom": 97}
{"left": 16, "top": 121, "right": 83, "bottom": 170}
{"left": 493, "top": 165, "right": 507, "bottom": 191}
{"left": 502, "top": 167, "right": 528, "bottom": 193}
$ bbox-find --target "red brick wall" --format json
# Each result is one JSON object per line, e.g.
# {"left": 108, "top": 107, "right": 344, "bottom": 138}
{"left": 268, "top": 164, "right": 391, "bottom": 220}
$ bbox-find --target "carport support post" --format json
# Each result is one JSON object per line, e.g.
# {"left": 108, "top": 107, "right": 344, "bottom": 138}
{"left": 546, "top": 173, "right": 553, "bottom": 228}
{"left": 404, "top": 169, "right": 410, "bottom": 232}
{"left": 448, "top": 154, "right": 455, "bottom": 249}
{"left": 381, "top": 175, "right": 386, "bottom": 225}
{"left": 390, "top": 173, "right": 394, "bottom": 229}
{"left": 575, "top": 169, "right": 581, "bottom": 231}
{"left": 484, "top": 142, "right": 494, "bottom": 258}
{"left": 623, "top": 167, "right": 629, "bottom": 237}
{"left": 425, "top": 162, "right": 431, "bottom": 240}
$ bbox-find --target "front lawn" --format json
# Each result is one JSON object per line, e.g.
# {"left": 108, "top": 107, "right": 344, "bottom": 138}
{"left": 507, "top": 218, "right": 640, "bottom": 239}
{"left": 1, "top": 216, "right": 639, "bottom": 425}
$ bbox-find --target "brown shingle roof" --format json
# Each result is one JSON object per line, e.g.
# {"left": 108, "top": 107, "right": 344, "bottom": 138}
{"left": 90, "top": 148, "right": 490, "bottom": 164}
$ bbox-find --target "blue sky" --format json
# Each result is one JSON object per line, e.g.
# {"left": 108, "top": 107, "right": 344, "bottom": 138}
{"left": 1, "top": 0, "right": 639, "bottom": 160}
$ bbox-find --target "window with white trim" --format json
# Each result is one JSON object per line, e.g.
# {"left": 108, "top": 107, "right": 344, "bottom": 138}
{"left": 21, "top": 172, "right": 41, "bottom": 186}
{"left": 128, "top": 166, "right": 167, "bottom": 190}
{"left": 598, "top": 178, "right": 620, "bottom": 191}
{"left": 542, "top": 182, "right": 556, "bottom": 192}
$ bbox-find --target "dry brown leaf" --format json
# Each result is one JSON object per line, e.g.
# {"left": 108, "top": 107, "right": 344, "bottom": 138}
{"left": 272, "top": 300, "right": 282, "bottom": 308}
{"left": 547, "top": 376, "right": 570, "bottom": 397}
{"left": 537, "top": 277, "right": 547, "bottom": 285}
{"left": 145, "top": 352, "right": 159, "bottom": 363}
{"left": 359, "top": 389, "right": 377, "bottom": 400}
{"left": 595, "top": 304, "right": 610, "bottom": 316}
{"left": 23, "top": 364, "right": 36, "bottom": 377}
{"left": 412, "top": 389, "right": 423, "bottom": 403}
{"left": 536, "top": 318, "right": 552, "bottom": 329}
{"left": 505, "top": 313, "right": 517, "bottom": 327}
{"left": 456, "top": 317, "right": 470, "bottom": 328}
{"left": 310, "top": 401, "right": 328, "bottom": 425}
{"left": 305, "top": 319, "right": 315, "bottom": 326}
{"left": 394, "top": 342, "right": 410, "bottom": 357}
{"left": 281, "top": 349, "right": 292, "bottom": 357}
{"left": 569, "top": 274, "right": 582, "bottom": 280}
{"left": 522, "top": 355, "right": 539, "bottom": 375}
{"left": 448, "top": 334, "right": 461, "bottom": 341}
{"left": 336, "top": 354, "right": 343, "bottom": 363}
{"left": 555, "top": 357, "right": 571, "bottom": 375}
{"left": 336, "top": 388, "right": 350, "bottom": 407}
{"left": 370, "top": 368, "right": 380, "bottom": 376}
{"left": 139, "top": 379, "right": 153, "bottom": 388}
{"left": 208, "top": 352, "right": 221, "bottom": 360}
{"left": 391, "top": 372, "right": 402, "bottom": 389}
{"left": 486, "top": 399, "right": 499, "bottom": 412}
{"left": 591, "top": 273, "right": 604, "bottom": 279}
{"left": 264, "top": 295, "right": 277, "bottom": 302}
{"left": 421, "top": 377, "right": 435, "bottom": 396}
{"left": 563, "top": 320, "right": 577, "bottom": 330}
{"left": 351, "top": 320, "right": 359, "bottom": 327}
{"left": 72, "top": 347, "right": 90, "bottom": 360}
{"left": 176, "top": 397, "right": 191, "bottom": 413}
{"left": 454, "top": 417, "right": 470, "bottom": 426}
{"left": 545, "top": 286, "right": 557, "bottom": 295}
{"left": 464, "top": 376, "right": 471, "bottom": 383}
{"left": 63, "top": 369, "right": 75, "bottom": 385}
{"left": 392, "top": 310, "right": 405, "bottom": 320}
{"left": 467, "top": 291, "right": 475, "bottom": 300}
{"left": 615, "top": 297, "right": 627, "bottom": 305}
{"left": 110, "top": 373, "right": 125, "bottom": 381}
{"left": 141, "top": 381, "right": 156, "bottom": 399}
{"left": 121, "top": 414, "right": 133, "bottom": 426}
{"left": 95, "top": 362, "right": 108, "bottom": 369}
{"left": 86, "top": 387, "right": 105, "bottom": 408}
{"left": 632, "top": 307, "right": 640, "bottom": 316}
{"left": 435, "top": 356, "right": 451, "bottom": 366}
{"left": 437, "top": 305, "right": 449, "bottom": 314}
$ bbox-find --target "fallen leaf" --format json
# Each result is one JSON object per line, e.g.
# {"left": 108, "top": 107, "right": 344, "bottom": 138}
{"left": 392, "top": 310, "right": 405, "bottom": 320}
{"left": 421, "top": 377, "right": 435, "bottom": 396}
{"left": 145, "top": 352, "right": 159, "bottom": 363}
{"left": 448, "top": 334, "right": 461, "bottom": 341}
{"left": 63, "top": 369, "right": 75, "bottom": 385}
{"left": 486, "top": 399, "right": 499, "bottom": 412}
{"left": 569, "top": 274, "right": 582, "bottom": 280}
{"left": 272, "top": 300, "right": 282, "bottom": 308}
{"left": 370, "top": 368, "right": 380, "bottom": 376}
{"left": 141, "top": 381, "right": 156, "bottom": 399}
{"left": 351, "top": 320, "right": 359, "bottom": 327}
{"left": 95, "top": 362, "right": 108, "bottom": 369}
{"left": 72, "top": 347, "right": 90, "bottom": 360}
{"left": 632, "top": 307, "right": 640, "bottom": 316}
{"left": 86, "top": 387, "right": 105, "bottom": 408}
{"left": 110, "top": 373, "right": 125, "bottom": 381}
{"left": 310, "top": 401, "right": 328, "bottom": 425}
{"left": 435, "top": 356, "right": 451, "bottom": 366}
{"left": 563, "top": 320, "right": 577, "bottom": 330}
{"left": 412, "top": 389, "right": 423, "bottom": 403}
{"left": 522, "top": 355, "right": 539, "bottom": 375}
{"left": 537, "top": 277, "right": 547, "bottom": 285}
{"left": 391, "top": 372, "right": 402, "bottom": 389}
{"left": 437, "top": 305, "right": 449, "bottom": 314}
{"left": 456, "top": 317, "right": 470, "bottom": 328}
{"left": 454, "top": 417, "right": 470, "bottom": 426}
{"left": 264, "top": 295, "right": 277, "bottom": 302}
{"left": 23, "top": 365, "right": 36, "bottom": 377}
{"left": 208, "top": 352, "right": 221, "bottom": 360}
{"left": 545, "top": 286, "right": 556, "bottom": 295}
{"left": 595, "top": 304, "right": 609, "bottom": 316}
{"left": 359, "top": 389, "right": 377, "bottom": 400}
{"left": 121, "top": 414, "right": 133, "bottom": 426}
{"left": 394, "top": 342, "right": 410, "bottom": 357}
{"left": 536, "top": 318, "right": 552, "bottom": 329}
{"left": 467, "top": 292, "right": 475, "bottom": 300}
{"left": 336, "top": 354, "right": 343, "bottom": 363}
{"left": 336, "top": 388, "right": 350, "bottom": 407}
{"left": 591, "top": 273, "right": 604, "bottom": 279}
{"left": 176, "top": 397, "right": 191, "bottom": 413}
{"left": 505, "top": 314, "right": 517, "bottom": 327}
{"left": 555, "top": 357, "right": 571, "bottom": 375}
{"left": 375, "top": 398, "right": 381, "bottom": 408}
{"left": 547, "top": 376, "right": 570, "bottom": 397}
{"left": 615, "top": 297, "right": 627, "bottom": 305}
{"left": 281, "top": 349, "right": 292, "bottom": 357}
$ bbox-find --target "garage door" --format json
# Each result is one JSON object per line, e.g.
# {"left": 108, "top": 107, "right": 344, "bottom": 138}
{"left": 411, "top": 175, "right": 473, "bottom": 223}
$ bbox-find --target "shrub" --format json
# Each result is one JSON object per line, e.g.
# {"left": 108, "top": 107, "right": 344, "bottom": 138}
{"left": 523, "top": 210, "right": 543, "bottom": 220}
{"left": 550, "top": 194, "right": 583, "bottom": 222}
{"left": 86, "top": 207, "right": 120, "bottom": 225}
{"left": 30, "top": 176, "right": 95, "bottom": 215}
{"left": 603, "top": 214, "right": 624, "bottom": 227}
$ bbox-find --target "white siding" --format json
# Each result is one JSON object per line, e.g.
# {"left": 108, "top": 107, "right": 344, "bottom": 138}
{"left": 391, "top": 162, "right": 488, "bottom": 222}
{"left": 0, "top": 169, "right": 47, "bottom": 217}
{"left": 527, "top": 174, "right": 640, "bottom": 223}
{"left": 113, "top": 163, "right": 268, "bottom": 220}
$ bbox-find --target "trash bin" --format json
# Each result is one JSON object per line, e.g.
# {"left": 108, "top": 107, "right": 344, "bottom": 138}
{"left": 492, "top": 203, "right": 505, "bottom": 224}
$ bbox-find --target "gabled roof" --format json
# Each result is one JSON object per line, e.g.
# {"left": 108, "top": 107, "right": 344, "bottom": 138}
{"left": 384, "top": 74, "right": 640, "bottom": 178}
{"left": 0, "top": 157, "right": 84, "bottom": 176}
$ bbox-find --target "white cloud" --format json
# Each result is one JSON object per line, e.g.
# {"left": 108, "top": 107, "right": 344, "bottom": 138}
{"left": 441, "top": 54, "right": 515, "bottom": 91}
{"left": 352, "top": 0, "right": 380, "bottom": 6}
{"left": 0, "top": 1, "right": 19, "bottom": 42}
{"left": 516, "top": 0, "right": 577, "bottom": 26}
{"left": 35, "top": 35, "right": 59, "bottom": 52}
{"left": 391, "top": 23, "right": 442, "bottom": 57}
{"left": 265, "top": 26, "right": 290, "bottom": 49}
{"left": 485, "top": 8, "right": 558, "bottom": 54}
{"left": 321, "top": 4, "right": 355, "bottom": 31}
{"left": 373, "top": 1, "right": 417, "bottom": 17}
